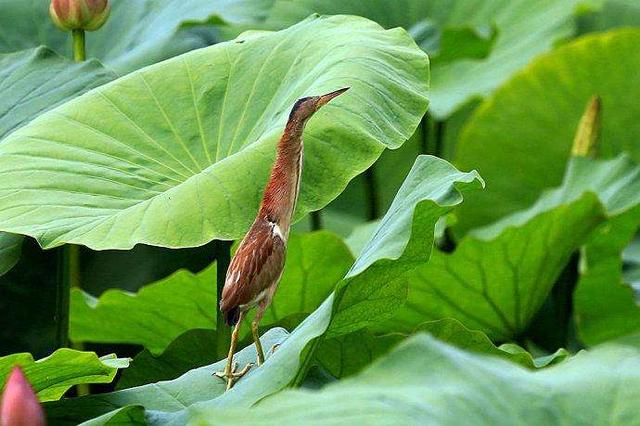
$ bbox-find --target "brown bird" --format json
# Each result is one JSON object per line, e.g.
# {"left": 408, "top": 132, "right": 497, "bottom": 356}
{"left": 215, "top": 87, "right": 350, "bottom": 390}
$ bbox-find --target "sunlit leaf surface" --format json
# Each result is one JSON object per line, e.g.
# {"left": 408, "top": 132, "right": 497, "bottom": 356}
{"left": 455, "top": 29, "right": 640, "bottom": 234}
{"left": 0, "top": 0, "right": 275, "bottom": 74}
{"left": 0, "top": 349, "right": 128, "bottom": 402}
{"left": 0, "top": 15, "right": 429, "bottom": 250}
{"left": 385, "top": 155, "right": 640, "bottom": 340}
{"left": 185, "top": 334, "right": 640, "bottom": 425}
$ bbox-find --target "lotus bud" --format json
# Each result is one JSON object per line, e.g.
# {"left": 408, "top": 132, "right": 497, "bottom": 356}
{"left": 0, "top": 367, "right": 46, "bottom": 426}
{"left": 49, "top": 0, "right": 110, "bottom": 32}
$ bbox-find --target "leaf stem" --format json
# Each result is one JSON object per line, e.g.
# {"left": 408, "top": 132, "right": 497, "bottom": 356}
{"left": 310, "top": 211, "right": 322, "bottom": 231}
{"left": 364, "top": 167, "right": 379, "bottom": 220}
{"left": 72, "top": 29, "right": 86, "bottom": 62}
{"left": 55, "top": 245, "right": 81, "bottom": 348}
{"left": 432, "top": 120, "right": 445, "bottom": 157}
{"left": 216, "top": 240, "right": 233, "bottom": 359}
{"left": 68, "top": 25, "right": 87, "bottom": 393}
{"left": 420, "top": 113, "right": 430, "bottom": 154}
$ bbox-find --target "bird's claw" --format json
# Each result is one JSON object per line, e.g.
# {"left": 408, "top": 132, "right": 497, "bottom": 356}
{"left": 268, "top": 343, "right": 280, "bottom": 355}
{"left": 214, "top": 362, "right": 253, "bottom": 390}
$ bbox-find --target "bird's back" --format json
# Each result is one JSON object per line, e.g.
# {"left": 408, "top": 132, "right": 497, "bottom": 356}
{"left": 220, "top": 216, "right": 286, "bottom": 325}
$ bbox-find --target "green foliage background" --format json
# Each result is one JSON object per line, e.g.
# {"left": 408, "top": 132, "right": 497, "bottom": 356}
{"left": 1, "top": 0, "right": 640, "bottom": 424}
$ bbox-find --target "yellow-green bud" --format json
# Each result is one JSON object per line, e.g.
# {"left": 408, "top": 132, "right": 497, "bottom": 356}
{"left": 49, "top": 0, "right": 110, "bottom": 32}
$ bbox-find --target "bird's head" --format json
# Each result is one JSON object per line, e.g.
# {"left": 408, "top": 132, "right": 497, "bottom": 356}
{"left": 287, "top": 87, "right": 350, "bottom": 124}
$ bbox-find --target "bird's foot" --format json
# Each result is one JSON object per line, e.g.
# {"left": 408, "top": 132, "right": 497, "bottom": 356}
{"left": 213, "top": 362, "right": 253, "bottom": 390}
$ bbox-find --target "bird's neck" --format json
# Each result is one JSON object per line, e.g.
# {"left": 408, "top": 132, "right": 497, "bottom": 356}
{"left": 258, "top": 121, "right": 305, "bottom": 236}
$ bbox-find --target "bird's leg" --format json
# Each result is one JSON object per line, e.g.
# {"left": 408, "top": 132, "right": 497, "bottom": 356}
{"left": 251, "top": 320, "right": 265, "bottom": 366}
{"left": 214, "top": 311, "right": 251, "bottom": 390}
{"left": 251, "top": 305, "right": 266, "bottom": 366}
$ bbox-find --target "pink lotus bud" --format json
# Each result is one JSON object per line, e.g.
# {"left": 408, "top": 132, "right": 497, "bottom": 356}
{"left": 49, "top": 0, "right": 110, "bottom": 32}
{"left": 0, "top": 367, "right": 45, "bottom": 426}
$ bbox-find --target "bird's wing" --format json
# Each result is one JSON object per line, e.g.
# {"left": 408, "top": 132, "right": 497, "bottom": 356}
{"left": 220, "top": 218, "right": 286, "bottom": 314}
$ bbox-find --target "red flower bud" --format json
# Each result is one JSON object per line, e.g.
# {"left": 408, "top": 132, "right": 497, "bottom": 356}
{"left": 49, "top": 0, "right": 110, "bottom": 32}
{"left": 0, "top": 367, "right": 46, "bottom": 426}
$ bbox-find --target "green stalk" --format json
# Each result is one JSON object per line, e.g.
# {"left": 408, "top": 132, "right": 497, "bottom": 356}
{"left": 432, "top": 120, "right": 445, "bottom": 157}
{"left": 419, "top": 113, "right": 430, "bottom": 154}
{"left": 54, "top": 248, "right": 71, "bottom": 349}
{"left": 364, "top": 167, "right": 379, "bottom": 221}
{"left": 310, "top": 211, "right": 322, "bottom": 231}
{"left": 216, "top": 240, "right": 233, "bottom": 359}
{"left": 72, "top": 29, "right": 86, "bottom": 62}
{"left": 67, "top": 245, "right": 89, "bottom": 395}
{"left": 68, "top": 27, "right": 87, "bottom": 394}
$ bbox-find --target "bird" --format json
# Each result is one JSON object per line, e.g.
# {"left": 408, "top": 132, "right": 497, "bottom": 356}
{"left": 215, "top": 87, "right": 350, "bottom": 390}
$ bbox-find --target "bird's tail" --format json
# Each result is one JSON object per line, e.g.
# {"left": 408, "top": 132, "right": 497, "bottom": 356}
{"left": 223, "top": 306, "right": 240, "bottom": 326}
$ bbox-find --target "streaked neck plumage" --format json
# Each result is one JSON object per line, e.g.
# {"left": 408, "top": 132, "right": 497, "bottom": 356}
{"left": 258, "top": 117, "right": 307, "bottom": 239}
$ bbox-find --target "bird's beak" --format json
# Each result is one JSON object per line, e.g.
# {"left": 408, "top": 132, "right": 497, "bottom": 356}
{"left": 315, "top": 87, "right": 350, "bottom": 108}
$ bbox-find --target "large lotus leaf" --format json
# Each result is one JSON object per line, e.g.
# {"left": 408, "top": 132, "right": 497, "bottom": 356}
{"left": 0, "top": 15, "right": 429, "bottom": 250}
{"left": 196, "top": 157, "right": 481, "bottom": 412}
{"left": 70, "top": 263, "right": 217, "bottom": 354}
{"left": 455, "top": 29, "right": 640, "bottom": 234}
{"left": 261, "top": 0, "right": 597, "bottom": 118}
{"left": 383, "top": 155, "right": 640, "bottom": 341}
{"left": 0, "top": 349, "right": 128, "bottom": 402}
{"left": 44, "top": 328, "right": 287, "bottom": 424}
{"left": 71, "top": 231, "right": 351, "bottom": 354}
{"left": 125, "top": 156, "right": 480, "bottom": 419}
{"left": 574, "top": 206, "right": 640, "bottom": 345}
{"left": 183, "top": 333, "right": 640, "bottom": 425}
{"left": 329, "top": 156, "right": 482, "bottom": 338}
{"left": 0, "top": 0, "right": 275, "bottom": 74}
{"left": 47, "top": 156, "right": 481, "bottom": 424}
{"left": 315, "top": 317, "right": 568, "bottom": 380}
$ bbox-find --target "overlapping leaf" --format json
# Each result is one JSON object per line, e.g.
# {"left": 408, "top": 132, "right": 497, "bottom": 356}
{"left": 261, "top": 0, "right": 598, "bottom": 118}
{"left": 416, "top": 318, "right": 569, "bottom": 368}
{"left": 0, "top": 0, "right": 275, "bottom": 74}
{"left": 116, "top": 329, "right": 218, "bottom": 389}
{"left": 192, "top": 156, "right": 481, "bottom": 411}
{"left": 47, "top": 156, "right": 482, "bottom": 424}
{"left": 0, "top": 349, "right": 128, "bottom": 402}
{"left": 71, "top": 231, "right": 351, "bottom": 356}
{"left": 0, "top": 15, "right": 429, "bottom": 250}
{"left": 70, "top": 263, "right": 217, "bottom": 354}
{"left": 315, "top": 317, "right": 569, "bottom": 380}
{"left": 184, "top": 333, "right": 640, "bottom": 425}
{"left": 455, "top": 29, "right": 640, "bottom": 234}
{"left": 384, "top": 155, "right": 640, "bottom": 340}
{"left": 574, "top": 206, "right": 640, "bottom": 345}
{"left": 44, "top": 329, "right": 287, "bottom": 424}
